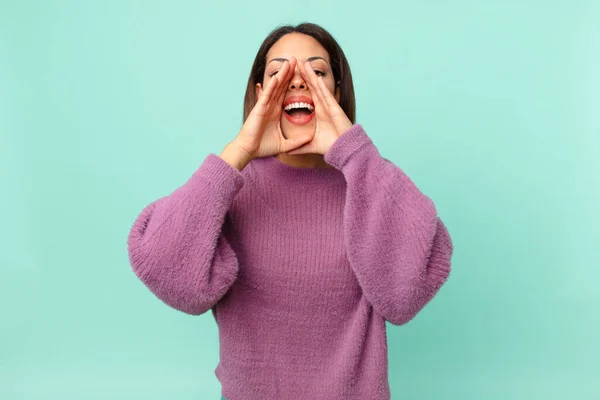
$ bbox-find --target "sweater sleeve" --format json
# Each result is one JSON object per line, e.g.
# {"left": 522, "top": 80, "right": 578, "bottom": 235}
{"left": 126, "top": 154, "right": 245, "bottom": 315}
{"left": 324, "top": 124, "right": 454, "bottom": 326}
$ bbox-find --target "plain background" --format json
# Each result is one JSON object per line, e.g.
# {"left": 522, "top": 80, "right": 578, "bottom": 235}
{"left": 1, "top": 0, "right": 599, "bottom": 399}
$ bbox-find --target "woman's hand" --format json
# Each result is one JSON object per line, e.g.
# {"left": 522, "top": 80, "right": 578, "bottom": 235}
{"left": 232, "top": 57, "right": 313, "bottom": 160}
{"left": 285, "top": 60, "right": 353, "bottom": 156}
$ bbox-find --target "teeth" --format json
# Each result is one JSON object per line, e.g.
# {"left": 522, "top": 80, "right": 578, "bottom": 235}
{"left": 284, "top": 102, "right": 314, "bottom": 111}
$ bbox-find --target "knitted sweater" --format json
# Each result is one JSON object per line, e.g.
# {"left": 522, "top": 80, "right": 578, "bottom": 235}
{"left": 127, "top": 124, "right": 454, "bottom": 400}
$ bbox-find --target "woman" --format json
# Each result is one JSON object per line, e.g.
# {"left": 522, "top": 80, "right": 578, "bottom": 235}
{"left": 127, "top": 22, "right": 454, "bottom": 400}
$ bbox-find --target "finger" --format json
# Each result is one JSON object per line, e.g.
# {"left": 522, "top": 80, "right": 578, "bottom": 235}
{"left": 299, "top": 61, "right": 326, "bottom": 110}
{"left": 305, "top": 61, "right": 328, "bottom": 108}
{"left": 287, "top": 137, "right": 318, "bottom": 155}
{"left": 287, "top": 56, "right": 297, "bottom": 82}
{"left": 271, "top": 60, "right": 290, "bottom": 103}
{"left": 276, "top": 57, "right": 296, "bottom": 104}
{"left": 280, "top": 133, "right": 313, "bottom": 153}
{"left": 272, "top": 60, "right": 292, "bottom": 117}
{"left": 317, "top": 75, "right": 338, "bottom": 108}
{"left": 257, "top": 71, "right": 279, "bottom": 106}
{"left": 298, "top": 60, "right": 316, "bottom": 91}
{"left": 286, "top": 144, "right": 309, "bottom": 155}
{"left": 267, "top": 62, "right": 289, "bottom": 112}
{"left": 310, "top": 65, "right": 330, "bottom": 108}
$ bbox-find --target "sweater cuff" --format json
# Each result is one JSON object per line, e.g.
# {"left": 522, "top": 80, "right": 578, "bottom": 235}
{"left": 188, "top": 153, "right": 245, "bottom": 199}
{"left": 324, "top": 124, "right": 373, "bottom": 169}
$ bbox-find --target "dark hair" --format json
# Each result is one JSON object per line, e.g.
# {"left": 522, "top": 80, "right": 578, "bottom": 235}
{"left": 243, "top": 22, "right": 356, "bottom": 123}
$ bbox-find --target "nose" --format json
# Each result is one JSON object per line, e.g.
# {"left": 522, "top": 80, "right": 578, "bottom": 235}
{"left": 288, "top": 67, "right": 306, "bottom": 90}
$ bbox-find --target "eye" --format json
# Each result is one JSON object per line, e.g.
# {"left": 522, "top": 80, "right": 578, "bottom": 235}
{"left": 269, "top": 70, "right": 279, "bottom": 78}
{"left": 314, "top": 69, "right": 325, "bottom": 77}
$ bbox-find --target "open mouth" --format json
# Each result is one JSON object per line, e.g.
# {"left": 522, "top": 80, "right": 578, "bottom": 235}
{"left": 283, "top": 96, "right": 315, "bottom": 125}
{"left": 284, "top": 102, "right": 314, "bottom": 117}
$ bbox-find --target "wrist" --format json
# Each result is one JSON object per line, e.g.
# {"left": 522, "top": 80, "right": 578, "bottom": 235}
{"left": 219, "top": 142, "right": 253, "bottom": 171}
{"left": 336, "top": 120, "right": 353, "bottom": 137}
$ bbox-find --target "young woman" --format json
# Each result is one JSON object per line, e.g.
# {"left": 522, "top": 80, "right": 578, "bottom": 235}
{"left": 127, "top": 22, "right": 454, "bottom": 400}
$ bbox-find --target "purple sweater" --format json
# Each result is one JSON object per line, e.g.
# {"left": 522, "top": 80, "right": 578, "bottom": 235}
{"left": 127, "top": 124, "right": 453, "bottom": 400}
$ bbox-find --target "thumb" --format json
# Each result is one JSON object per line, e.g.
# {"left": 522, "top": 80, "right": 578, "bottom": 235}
{"left": 280, "top": 134, "right": 313, "bottom": 153}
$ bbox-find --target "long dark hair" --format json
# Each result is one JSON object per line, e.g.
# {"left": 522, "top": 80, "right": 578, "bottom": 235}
{"left": 243, "top": 23, "right": 356, "bottom": 123}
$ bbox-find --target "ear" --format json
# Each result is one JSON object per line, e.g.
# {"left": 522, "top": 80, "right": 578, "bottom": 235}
{"left": 255, "top": 82, "right": 263, "bottom": 99}
{"left": 335, "top": 82, "right": 341, "bottom": 103}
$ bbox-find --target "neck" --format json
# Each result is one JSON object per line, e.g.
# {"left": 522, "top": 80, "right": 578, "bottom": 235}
{"left": 275, "top": 153, "right": 333, "bottom": 169}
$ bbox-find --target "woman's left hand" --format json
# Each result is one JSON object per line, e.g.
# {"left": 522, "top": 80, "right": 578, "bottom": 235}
{"left": 286, "top": 60, "right": 353, "bottom": 156}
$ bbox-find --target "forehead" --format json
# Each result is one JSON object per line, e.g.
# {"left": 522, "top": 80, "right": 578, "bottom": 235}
{"left": 266, "top": 33, "right": 329, "bottom": 62}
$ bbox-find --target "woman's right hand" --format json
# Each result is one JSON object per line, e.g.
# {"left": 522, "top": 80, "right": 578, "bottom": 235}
{"left": 231, "top": 57, "right": 313, "bottom": 160}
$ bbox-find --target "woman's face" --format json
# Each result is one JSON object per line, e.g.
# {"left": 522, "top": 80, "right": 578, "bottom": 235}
{"left": 256, "top": 33, "right": 340, "bottom": 140}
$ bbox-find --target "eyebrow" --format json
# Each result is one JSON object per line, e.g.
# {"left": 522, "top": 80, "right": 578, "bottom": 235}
{"left": 267, "top": 56, "right": 329, "bottom": 65}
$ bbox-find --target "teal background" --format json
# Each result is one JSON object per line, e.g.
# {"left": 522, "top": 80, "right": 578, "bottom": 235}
{"left": 1, "top": 1, "right": 599, "bottom": 399}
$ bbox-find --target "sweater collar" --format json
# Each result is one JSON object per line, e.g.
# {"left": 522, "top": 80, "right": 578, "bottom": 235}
{"left": 249, "top": 155, "right": 346, "bottom": 186}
